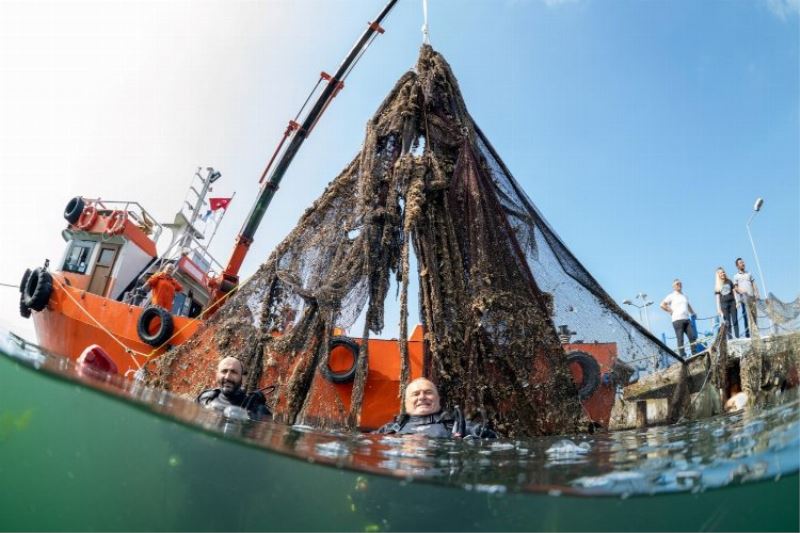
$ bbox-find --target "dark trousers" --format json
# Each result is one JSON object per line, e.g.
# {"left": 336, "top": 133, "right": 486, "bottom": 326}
{"left": 673, "top": 319, "right": 698, "bottom": 357}
{"left": 740, "top": 302, "right": 750, "bottom": 338}
{"left": 720, "top": 299, "right": 739, "bottom": 338}
{"left": 739, "top": 299, "right": 758, "bottom": 338}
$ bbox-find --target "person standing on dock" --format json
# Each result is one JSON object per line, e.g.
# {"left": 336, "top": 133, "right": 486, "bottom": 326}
{"left": 715, "top": 267, "right": 739, "bottom": 339}
{"left": 660, "top": 279, "right": 698, "bottom": 357}
{"left": 734, "top": 258, "right": 760, "bottom": 338}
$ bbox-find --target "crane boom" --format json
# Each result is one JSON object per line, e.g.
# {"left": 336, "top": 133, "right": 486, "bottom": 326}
{"left": 209, "top": 0, "right": 399, "bottom": 306}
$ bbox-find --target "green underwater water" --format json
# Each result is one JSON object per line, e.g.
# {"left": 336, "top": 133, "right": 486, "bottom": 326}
{"left": 0, "top": 336, "right": 798, "bottom": 532}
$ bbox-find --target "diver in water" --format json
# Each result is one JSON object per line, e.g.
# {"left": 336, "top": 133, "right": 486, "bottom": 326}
{"left": 375, "top": 377, "right": 497, "bottom": 439}
{"left": 196, "top": 357, "right": 271, "bottom": 421}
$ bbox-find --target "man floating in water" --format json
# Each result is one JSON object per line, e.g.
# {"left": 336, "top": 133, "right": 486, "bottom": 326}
{"left": 375, "top": 377, "right": 496, "bottom": 439}
{"left": 196, "top": 357, "right": 271, "bottom": 421}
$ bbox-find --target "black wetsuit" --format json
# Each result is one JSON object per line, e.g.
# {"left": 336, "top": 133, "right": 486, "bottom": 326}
{"left": 375, "top": 409, "right": 497, "bottom": 439}
{"left": 196, "top": 387, "right": 271, "bottom": 421}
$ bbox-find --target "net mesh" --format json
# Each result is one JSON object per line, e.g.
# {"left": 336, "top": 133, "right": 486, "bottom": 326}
{"left": 155, "top": 46, "right": 677, "bottom": 437}
{"left": 758, "top": 294, "right": 800, "bottom": 334}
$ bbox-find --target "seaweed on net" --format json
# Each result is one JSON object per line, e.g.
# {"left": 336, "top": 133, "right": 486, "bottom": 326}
{"left": 157, "top": 46, "right": 673, "bottom": 437}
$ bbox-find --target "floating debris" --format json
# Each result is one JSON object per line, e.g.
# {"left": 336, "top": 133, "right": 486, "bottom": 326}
{"left": 545, "top": 439, "right": 592, "bottom": 457}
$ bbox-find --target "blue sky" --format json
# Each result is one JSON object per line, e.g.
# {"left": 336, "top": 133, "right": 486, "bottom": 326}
{"left": 0, "top": 0, "right": 797, "bottom": 346}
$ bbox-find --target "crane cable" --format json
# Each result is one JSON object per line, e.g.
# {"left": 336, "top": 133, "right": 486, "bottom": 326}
{"left": 422, "top": 0, "right": 431, "bottom": 45}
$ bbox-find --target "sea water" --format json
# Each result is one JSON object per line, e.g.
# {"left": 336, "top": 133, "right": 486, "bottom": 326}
{"left": 0, "top": 330, "right": 797, "bottom": 532}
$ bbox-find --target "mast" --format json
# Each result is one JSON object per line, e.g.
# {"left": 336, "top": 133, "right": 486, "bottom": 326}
{"left": 209, "top": 0, "right": 398, "bottom": 308}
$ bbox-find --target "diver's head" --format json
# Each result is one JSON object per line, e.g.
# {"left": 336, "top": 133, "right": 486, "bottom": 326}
{"left": 404, "top": 377, "right": 441, "bottom": 416}
{"left": 217, "top": 357, "right": 244, "bottom": 395}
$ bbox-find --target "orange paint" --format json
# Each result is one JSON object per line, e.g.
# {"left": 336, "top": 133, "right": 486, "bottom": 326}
{"left": 36, "top": 274, "right": 620, "bottom": 430}
{"left": 564, "top": 342, "right": 619, "bottom": 427}
{"left": 33, "top": 274, "right": 199, "bottom": 376}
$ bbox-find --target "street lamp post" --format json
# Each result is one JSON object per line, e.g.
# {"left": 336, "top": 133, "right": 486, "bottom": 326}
{"left": 636, "top": 292, "right": 653, "bottom": 331}
{"left": 623, "top": 294, "right": 654, "bottom": 331}
{"left": 623, "top": 294, "right": 656, "bottom": 369}
{"left": 746, "top": 197, "right": 768, "bottom": 298}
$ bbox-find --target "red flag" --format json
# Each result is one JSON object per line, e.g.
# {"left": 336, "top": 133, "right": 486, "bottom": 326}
{"left": 209, "top": 197, "right": 232, "bottom": 211}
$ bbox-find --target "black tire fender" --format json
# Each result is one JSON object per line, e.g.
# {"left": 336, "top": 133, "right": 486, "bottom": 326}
{"left": 64, "top": 197, "right": 85, "bottom": 225}
{"left": 19, "top": 269, "right": 31, "bottom": 294}
{"left": 567, "top": 351, "right": 601, "bottom": 400}
{"left": 19, "top": 295, "right": 31, "bottom": 319}
{"left": 23, "top": 267, "right": 53, "bottom": 312}
{"left": 18, "top": 268, "right": 32, "bottom": 319}
{"left": 321, "top": 336, "right": 360, "bottom": 384}
{"left": 137, "top": 306, "right": 174, "bottom": 347}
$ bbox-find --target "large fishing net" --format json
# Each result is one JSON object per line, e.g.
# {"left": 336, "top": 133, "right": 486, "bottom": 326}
{"left": 156, "top": 46, "right": 676, "bottom": 437}
{"left": 757, "top": 294, "right": 800, "bottom": 334}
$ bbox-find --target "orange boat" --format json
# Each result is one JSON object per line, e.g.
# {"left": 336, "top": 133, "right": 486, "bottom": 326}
{"left": 17, "top": 0, "right": 647, "bottom": 431}
{"left": 21, "top": 188, "right": 212, "bottom": 375}
{"left": 17, "top": 186, "right": 627, "bottom": 430}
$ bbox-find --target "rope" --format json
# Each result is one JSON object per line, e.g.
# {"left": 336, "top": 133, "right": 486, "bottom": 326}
{"left": 680, "top": 325, "right": 728, "bottom": 421}
{"left": 52, "top": 269, "right": 258, "bottom": 373}
{"left": 52, "top": 276, "right": 146, "bottom": 370}
{"left": 421, "top": 0, "right": 431, "bottom": 45}
{"left": 0, "top": 282, "right": 19, "bottom": 289}
{"left": 140, "top": 269, "right": 260, "bottom": 365}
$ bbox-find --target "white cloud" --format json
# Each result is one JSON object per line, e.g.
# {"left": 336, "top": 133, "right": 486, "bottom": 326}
{"left": 765, "top": 0, "right": 800, "bottom": 20}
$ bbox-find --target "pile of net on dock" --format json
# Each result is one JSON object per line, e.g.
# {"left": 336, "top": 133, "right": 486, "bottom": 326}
{"left": 156, "top": 46, "right": 675, "bottom": 437}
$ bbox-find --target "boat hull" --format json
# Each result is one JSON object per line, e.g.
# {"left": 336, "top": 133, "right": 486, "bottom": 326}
{"left": 32, "top": 276, "right": 199, "bottom": 377}
{"left": 31, "top": 275, "right": 620, "bottom": 431}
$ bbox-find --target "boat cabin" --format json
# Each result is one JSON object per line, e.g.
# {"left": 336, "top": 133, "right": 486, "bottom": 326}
{"left": 59, "top": 187, "right": 223, "bottom": 319}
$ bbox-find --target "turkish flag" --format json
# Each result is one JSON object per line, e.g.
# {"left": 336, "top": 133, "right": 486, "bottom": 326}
{"left": 209, "top": 197, "right": 232, "bottom": 211}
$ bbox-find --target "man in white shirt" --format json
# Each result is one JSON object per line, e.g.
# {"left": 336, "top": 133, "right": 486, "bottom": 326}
{"left": 660, "top": 279, "right": 698, "bottom": 357}
{"left": 734, "top": 257, "right": 760, "bottom": 338}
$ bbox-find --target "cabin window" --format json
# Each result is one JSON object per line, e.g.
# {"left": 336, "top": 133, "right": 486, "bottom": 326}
{"left": 172, "top": 292, "right": 187, "bottom": 316}
{"left": 98, "top": 247, "right": 116, "bottom": 265}
{"left": 62, "top": 241, "right": 96, "bottom": 274}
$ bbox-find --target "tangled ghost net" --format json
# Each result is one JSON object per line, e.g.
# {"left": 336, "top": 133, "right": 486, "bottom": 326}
{"left": 157, "top": 46, "right": 674, "bottom": 437}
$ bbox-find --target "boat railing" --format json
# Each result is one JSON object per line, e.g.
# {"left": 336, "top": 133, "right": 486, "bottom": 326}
{"left": 153, "top": 223, "right": 226, "bottom": 289}
{"left": 179, "top": 233, "right": 225, "bottom": 278}
{"left": 84, "top": 198, "right": 164, "bottom": 243}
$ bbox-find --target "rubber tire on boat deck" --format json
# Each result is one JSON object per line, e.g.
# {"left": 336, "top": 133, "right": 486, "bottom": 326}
{"left": 64, "top": 197, "right": 85, "bottom": 225}
{"left": 566, "top": 351, "right": 601, "bottom": 400}
{"left": 23, "top": 268, "right": 53, "bottom": 312}
{"left": 137, "top": 306, "right": 174, "bottom": 347}
{"left": 321, "top": 336, "right": 360, "bottom": 384}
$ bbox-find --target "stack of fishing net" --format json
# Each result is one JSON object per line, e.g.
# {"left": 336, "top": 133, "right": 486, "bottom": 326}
{"left": 156, "top": 46, "right": 674, "bottom": 437}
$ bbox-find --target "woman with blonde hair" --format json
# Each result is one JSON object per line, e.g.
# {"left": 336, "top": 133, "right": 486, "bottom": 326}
{"left": 715, "top": 267, "right": 739, "bottom": 339}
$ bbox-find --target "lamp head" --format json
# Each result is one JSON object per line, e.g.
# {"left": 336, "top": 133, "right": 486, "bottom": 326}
{"left": 622, "top": 299, "right": 632, "bottom": 305}
{"left": 207, "top": 167, "right": 222, "bottom": 183}
{"left": 753, "top": 197, "right": 764, "bottom": 212}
